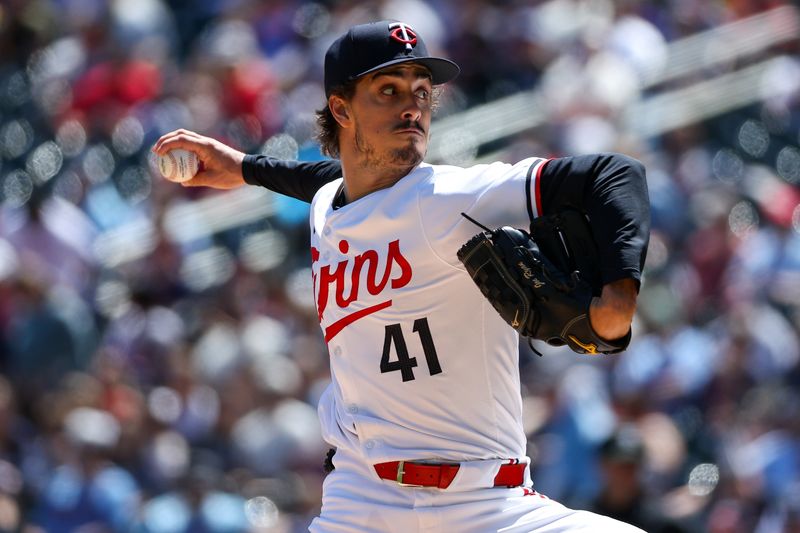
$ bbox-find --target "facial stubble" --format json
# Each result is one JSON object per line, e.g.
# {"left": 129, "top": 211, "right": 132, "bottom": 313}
{"left": 354, "top": 122, "right": 424, "bottom": 170}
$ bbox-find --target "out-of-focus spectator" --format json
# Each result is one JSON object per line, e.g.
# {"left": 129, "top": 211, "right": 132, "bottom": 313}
{"left": 135, "top": 450, "right": 249, "bottom": 533}
{"left": 3, "top": 274, "right": 79, "bottom": 387}
{"left": 590, "top": 424, "right": 687, "bottom": 532}
{"left": 31, "top": 406, "right": 140, "bottom": 532}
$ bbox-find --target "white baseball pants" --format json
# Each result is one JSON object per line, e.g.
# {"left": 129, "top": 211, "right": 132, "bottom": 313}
{"left": 309, "top": 448, "right": 645, "bottom": 533}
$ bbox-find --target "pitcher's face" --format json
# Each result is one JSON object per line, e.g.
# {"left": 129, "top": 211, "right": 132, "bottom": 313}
{"left": 344, "top": 64, "right": 433, "bottom": 169}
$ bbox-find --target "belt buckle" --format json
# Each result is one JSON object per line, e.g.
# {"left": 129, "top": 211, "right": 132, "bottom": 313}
{"left": 395, "top": 461, "right": 424, "bottom": 487}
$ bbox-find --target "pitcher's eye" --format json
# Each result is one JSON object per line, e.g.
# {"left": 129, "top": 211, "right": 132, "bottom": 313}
{"left": 381, "top": 86, "right": 396, "bottom": 96}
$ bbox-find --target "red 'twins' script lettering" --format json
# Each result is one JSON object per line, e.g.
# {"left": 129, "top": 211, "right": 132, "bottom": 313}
{"left": 311, "top": 239, "right": 412, "bottom": 325}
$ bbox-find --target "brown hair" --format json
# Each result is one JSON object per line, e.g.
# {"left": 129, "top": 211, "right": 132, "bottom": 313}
{"left": 315, "top": 81, "right": 443, "bottom": 159}
{"left": 315, "top": 80, "right": 357, "bottom": 159}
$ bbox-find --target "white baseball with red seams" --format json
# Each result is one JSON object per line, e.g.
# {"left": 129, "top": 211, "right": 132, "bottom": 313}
{"left": 308, "top": 158, "right": 646, "bottom": 532}
{"left": 157, "top": 149, "right": 199, "bottom": 182}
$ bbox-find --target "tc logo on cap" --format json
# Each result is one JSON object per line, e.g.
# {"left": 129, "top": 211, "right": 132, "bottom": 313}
{"left": 389, "top": 22, "right": 417, "bottom": 52}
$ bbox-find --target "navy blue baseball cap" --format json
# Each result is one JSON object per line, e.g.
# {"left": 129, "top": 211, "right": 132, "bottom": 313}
{"left": 324, "top": 20, "right": 460, "bottom": 97}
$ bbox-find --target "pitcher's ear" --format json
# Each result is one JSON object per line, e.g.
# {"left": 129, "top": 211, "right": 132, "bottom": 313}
{"left": 329, "top": 95, "right": 351, "bottom": 127}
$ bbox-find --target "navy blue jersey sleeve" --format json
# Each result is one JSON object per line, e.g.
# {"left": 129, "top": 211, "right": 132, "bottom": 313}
{"left": 242, "top": 155, "right": 343, "bottom": 203}
{"left": 537, "top": 153, "right": 650, "bottom": 286}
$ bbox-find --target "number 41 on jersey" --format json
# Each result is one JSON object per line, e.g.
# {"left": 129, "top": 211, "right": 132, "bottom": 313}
{"left": 381, "top": 317, "right": 442, "bottom": 382}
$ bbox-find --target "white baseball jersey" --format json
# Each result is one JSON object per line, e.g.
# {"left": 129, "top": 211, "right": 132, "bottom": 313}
{"left": 310, "top": 157, "right": 548, "bottom": 465}
{"left": 307, "top": 158, "right": 647, "bottom": 533}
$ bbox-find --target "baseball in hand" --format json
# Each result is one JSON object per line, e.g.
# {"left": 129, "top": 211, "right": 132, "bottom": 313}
{"left": 157, "top": 149, "right": 200, "bottom": 183}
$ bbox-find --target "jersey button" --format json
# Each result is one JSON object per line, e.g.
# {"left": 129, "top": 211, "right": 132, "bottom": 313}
{"left": 365, "top": 440, "right": 374, "bottom": 449}
{"left": 323, "top": 227, "right": 331, "bottom": 236}
{"left": 347, "top": 404, "right": 358, "bottom": 414}
{"left": 333, "top": 346, "right": 342, "bottom": 356}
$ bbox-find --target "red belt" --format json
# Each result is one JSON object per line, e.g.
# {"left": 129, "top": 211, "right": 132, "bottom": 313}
{"left": 373, "top": 460, "right": 526, "bottom": 489}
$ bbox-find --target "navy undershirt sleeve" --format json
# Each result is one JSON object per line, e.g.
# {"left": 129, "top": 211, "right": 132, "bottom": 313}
{"left": 242, "top": 154, "right": 343, "bottom": 203}
{"left": 537, "top": 153, "right": 650, "bottom": 286}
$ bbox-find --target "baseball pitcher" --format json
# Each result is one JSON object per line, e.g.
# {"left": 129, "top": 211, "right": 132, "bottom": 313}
{"left": 154, "top": 20, "right": 650, "bottom": 533}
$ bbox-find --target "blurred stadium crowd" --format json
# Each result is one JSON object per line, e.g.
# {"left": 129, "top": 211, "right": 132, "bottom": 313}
{"left": 0, "top": 0, "right": 799, "bottom": 531}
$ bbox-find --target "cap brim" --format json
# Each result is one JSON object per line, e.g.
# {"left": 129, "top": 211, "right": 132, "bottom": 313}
{"left": 353, "top": 57, "right": 460, "bottom": 86}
